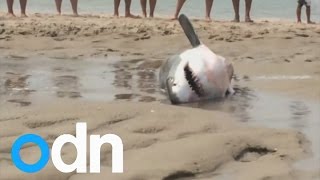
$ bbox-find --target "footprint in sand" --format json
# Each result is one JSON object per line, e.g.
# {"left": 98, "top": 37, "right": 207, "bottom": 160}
{"left": 233, "top": 146, "right": 276, "bottom": 162}
{"left": 24, "top": 117, "right": 78, "bottom": 129}
{"left": 133, "top": 127, "right": 165, "bottom": 134}
{"left": 163, "top": 171, "right": 195, "bottom": 180}
{"left": 295, "top": 33, "right": 309, "bottom": 37}
{"left": 7, "top": 99, "right": 31, "bottom": 107}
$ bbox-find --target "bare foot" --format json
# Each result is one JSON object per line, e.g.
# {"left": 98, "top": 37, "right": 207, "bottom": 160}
{"left": 21, "top": 13, "right": 28, "bottom": 18}
{"left": 297, "top": 20, "right": 302, "bottom": 23}
{"left": 231, "top": 18, "right": 240, "bottom": 22}
{"left": 113, "top": 13, "right": 119, "bottom": 18}
{"left": 205, "top": 16, "right": 212, "bottom": 22}
{"left": 72, "top": 13, "right": 79, "bottom": 17}
{"left": 245, "top": 18, "right": 254, "bottom": 23}
{"left": 142, "top": 13, "right": 147, "bottom": 18}
{"left": 171, "top": 16, "right": 178, "bottom": 20}
{"left": 307, "top": 21, "right": 316, "bottom": 24}
{"left": 125, "top": 13, "right": 140, "bottom": 18}
{"left": 7, "top": 13, "right": 16, "bottom": 18}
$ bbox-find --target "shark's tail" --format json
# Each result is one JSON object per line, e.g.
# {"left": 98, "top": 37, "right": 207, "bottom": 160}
{"left": 178, "top": 14, "right": 201, "bottom": 48}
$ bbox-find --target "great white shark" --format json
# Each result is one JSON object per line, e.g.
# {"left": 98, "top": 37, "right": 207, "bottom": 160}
{"left": 159, "top": 14, "right": 234, "bottom": 104}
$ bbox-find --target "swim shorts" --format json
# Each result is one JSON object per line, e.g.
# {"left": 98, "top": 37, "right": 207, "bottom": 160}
{"left": 298, "top": 0, "right": 311, "bottom": 6}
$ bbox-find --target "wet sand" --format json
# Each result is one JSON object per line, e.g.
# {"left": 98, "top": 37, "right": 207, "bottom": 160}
{"left": 0, "top": 13, "right": 320, "bottom": 180}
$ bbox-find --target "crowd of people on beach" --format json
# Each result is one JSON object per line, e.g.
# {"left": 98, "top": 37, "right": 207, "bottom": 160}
{"left": 2, "top": 0, "right": 316, "bottom": 24}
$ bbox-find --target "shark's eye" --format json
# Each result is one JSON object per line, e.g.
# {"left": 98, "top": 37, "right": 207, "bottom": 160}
{"left": 184, "top": 63, "right": 204, "bottom": 97}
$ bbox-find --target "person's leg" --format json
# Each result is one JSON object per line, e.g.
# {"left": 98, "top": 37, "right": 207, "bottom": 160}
{"left": 245, "top": 0, "right": 253, "bottom": 22}
{"left": 7, "top": 0, "right": 15, "bottom": 17}
{"left": 55, "top": 0, "right": 62, "bottom": 15}
{"left": 70, "top": 0, "right": 78, "bottom": 16}
{"left": 172, "top": 0, "right": 186, "bottom": 20}
{"left": 140, "top": 0, "right": 147, "bottom": 17}
{"left": 114, "top": 0, "right": 120, "bottom": 17}
{"left": 149, "top": 0, "right": 157, "bottom": 18}
{"left": 306, "top": 6, "right": 315, "bottom": 24}
{"left": 125, "top": 0, "right": 138, "bottom": 18}
{"left": 19, "top": 0, "right": 27, "bottom": 17}
{"left": 231, "top": 0, "right": 240, "bottom": 22}
{"left": 296, "top": 3, "right": 303, "bottom": 23}
{"left": 205, "top": 0, "right": 214, "bottom": 21}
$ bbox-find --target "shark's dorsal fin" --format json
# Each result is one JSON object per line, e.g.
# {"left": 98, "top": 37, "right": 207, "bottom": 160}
{"left": 178, "top": 14, "right": 201, "bottom": 48}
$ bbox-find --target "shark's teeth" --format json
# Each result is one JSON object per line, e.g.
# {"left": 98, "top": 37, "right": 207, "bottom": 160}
{"left": 184, "top": 63, "right": 204, "bottom": 97}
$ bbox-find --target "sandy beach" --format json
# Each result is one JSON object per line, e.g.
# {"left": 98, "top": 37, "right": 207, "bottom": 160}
{"left": 0, "top": 13, "right": 319, "bottom": 180}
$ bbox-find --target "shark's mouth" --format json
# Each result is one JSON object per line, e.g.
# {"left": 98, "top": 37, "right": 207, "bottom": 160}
{"left": 184, "top": 63, "right": 205, "bottom": 97}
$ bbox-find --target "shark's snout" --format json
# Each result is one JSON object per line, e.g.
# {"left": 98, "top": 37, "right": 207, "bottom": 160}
{"left": 166, "top": 77, "right": 180, "bottom": 104}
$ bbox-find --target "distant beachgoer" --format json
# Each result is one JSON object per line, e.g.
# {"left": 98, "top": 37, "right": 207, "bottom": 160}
{"left": 55, "top": 0, "right": 79, "bottom": 16}
{"left": 140, "top": 0, "right": 157, "bottom": 18}
{"left": 6, "top": 0, "right": 28, "bottom": 17}
{"left": 172, "top": 0, "right": 214, "bottom": 21}
{"left": 297, "top": 0, "right": 315, "bottom": 24}
{"left": 114, "top": 0, "right": 138, "bottom": 18}
{"left": 232, "top": 0, "right": 253, "bottom": 22}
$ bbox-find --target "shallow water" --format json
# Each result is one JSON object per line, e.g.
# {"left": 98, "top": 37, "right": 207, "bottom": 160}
{"left": 0, "top": 0, "right": 319, "bottom": 20}
{"left": 188, "top": 90, "right": 320, "bottom": 171}
{"left": 0, "top": 57, "right": 319, "bottom": 171}
{"left": 0, "top": 57, "right": 164, "bottom": 104}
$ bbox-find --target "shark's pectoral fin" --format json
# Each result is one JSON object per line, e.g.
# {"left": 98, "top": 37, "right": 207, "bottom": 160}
{"left": 226, "top": 61, "right": 234, "bottom": 82}
{"left": 225, "top": 85, "right": 235, "bottom": 97}
{"left": 223, "top": 59, "right": 234, "bottom": 97}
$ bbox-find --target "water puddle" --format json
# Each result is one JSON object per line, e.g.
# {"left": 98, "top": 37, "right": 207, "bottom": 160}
{"left": 0, "top": 56, "right": 319, "bottom": 171}
{"left": 183, "top": 89, "right": 320, "bottom": 171}
{"left": 0, "top": 56, "right": 164, "bottom": 105}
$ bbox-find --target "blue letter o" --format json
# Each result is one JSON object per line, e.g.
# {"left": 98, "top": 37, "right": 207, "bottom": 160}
{"left": 11, "top": 134, "right": 50, "bottom": 173}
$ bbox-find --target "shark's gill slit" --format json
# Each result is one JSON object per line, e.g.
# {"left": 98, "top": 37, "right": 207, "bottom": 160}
{"left": 184, "top": 63, "right": 204, "bottom": 97}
